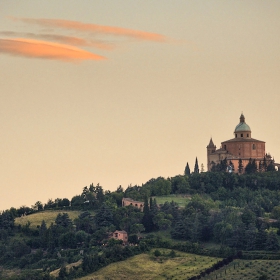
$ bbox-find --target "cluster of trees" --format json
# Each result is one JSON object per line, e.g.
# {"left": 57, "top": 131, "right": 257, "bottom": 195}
{"left": 208, "top": 156, "right": 276, "bottom": 174}
{"left": 171, "top": 195, "right": 280, "bottom": 251}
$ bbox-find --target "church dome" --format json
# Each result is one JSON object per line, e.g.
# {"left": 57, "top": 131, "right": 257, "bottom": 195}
{"left": 234, "top": 114, "right": 251, "bottom": 133}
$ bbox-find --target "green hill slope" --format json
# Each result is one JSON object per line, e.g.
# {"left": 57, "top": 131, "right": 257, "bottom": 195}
{"left": 78, "top": 249, "right": 220, "bottom": 280}
{"left": 15, "top": 210, "right": 82, "bottom": 228}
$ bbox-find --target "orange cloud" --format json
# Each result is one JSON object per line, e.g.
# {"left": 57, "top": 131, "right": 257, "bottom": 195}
{"left": 0, "top": 38, "right": 105, "bottom": 61}
{"left": 0, "top": 31, "right": 114, "bottom": 50}
{"left": 13, "top": 17, "right": 167, "bottom": 42}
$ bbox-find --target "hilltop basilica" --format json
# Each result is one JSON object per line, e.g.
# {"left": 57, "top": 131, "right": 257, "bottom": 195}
{"left": 207, "top": 114, "right": 277, "bottom": 173}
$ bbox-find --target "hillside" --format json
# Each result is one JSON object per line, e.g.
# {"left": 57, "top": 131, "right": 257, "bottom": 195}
{"left": 77, "top": 249, "right": 220, "bottom": 280}
{"left": 15, "top": 210, "right": 83, "bottom": 228}
{"left": 1, "top": 171, "right": 280, "bottom": 279}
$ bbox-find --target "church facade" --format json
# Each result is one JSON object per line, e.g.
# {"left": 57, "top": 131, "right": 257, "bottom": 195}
{"left": 207, "top": 114, "right": 274, "bottom": 173}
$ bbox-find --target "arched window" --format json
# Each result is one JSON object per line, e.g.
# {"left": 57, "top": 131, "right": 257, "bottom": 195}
{"left": 252, "top": 144, "right": 256, "bottom": 150}
{"left": 241, "top": 133, "right": 243, "bottom": 137}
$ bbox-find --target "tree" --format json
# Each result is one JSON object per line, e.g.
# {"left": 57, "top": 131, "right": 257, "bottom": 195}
{"left": 241, "top": 207, "right": 256, "bottom": 226}
{"left": 33, "top": 201, "right": 43, "bottom": 211}
{"left": 58, "top": 263, "right": 68, "bottom": 279}
{"left": 142, "top": 197, "right": 154, "bottom": 232}
{"left": 267, "top": 161, "right": 276, "bottom": 172}
{"left": 229, "top": 160, "right": 235, "bottom": 172}
{"left": 75, "top": 211, "right": 95, "bottom": 234}
{"left": 171, "top": 175, "right": 190, "bottom": 194}
{"left": 201, "top": 163, "right": 205, "bottom": 173}
{"left": 265, "top": 231, "right": 280, "bottom": 251}
{"left": 130, "top": 223, "right": 145, "bottom": 235}
{"left": 71, "top": 195, "right": 84, "bottom": 208}
{"left": 39, "top": 220, "right": 48, "bottom": 248}
{"left": 59, "top": 231, "right": 76, "bottom": 249}
{"left": 184, "top": 162, "right": 190, "bottom": 175}
{"left": 58, "top": 198, "right": 70, "bottom": 207}
{"left": 94, "top": 203, "right": 114, "bottom": 227}
{"left": 55, "top": 213, "right": 73, "bottom": 229}
{"left": 245, "top": 158, "right": 257, "bottom": 174}
{"left": 194, "top": 157, "right": 199, "bottom": 173}
{"left": 0, "top": 210, "right": 15, "bottom": 230}
{"left": 259, "top": 161, "right": 263, "bottom": 172}
{"left": 255, "top": 223, "right": 268, "bottom": 250}
{"left": 263, "top": 156, "right": 267, "bottom": 172}
{"left": 238, "top": 159, "right": 244, "bottom": 174}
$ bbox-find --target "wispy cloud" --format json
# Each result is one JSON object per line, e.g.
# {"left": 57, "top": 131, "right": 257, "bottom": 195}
{"left": 0, "top": 38, "right": 105, "bottom": 61}
{"left": 12, "top": 17, "right": 167, "bottom": 42}
{"left": 1, "top": 17, "right": 167, "bottom": 62}
{"left": 0, "top": 31, "right": 114, "bottom": 50}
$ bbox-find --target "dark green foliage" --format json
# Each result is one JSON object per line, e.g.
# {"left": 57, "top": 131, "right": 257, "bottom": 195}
{"left": 94, "top": 202, "right": 114, "bottom": 227}
{"left": 154, "top": 249, "right": 161, "bottom": 257}
{"left": 71, "top": 195, "right": 84, "bottom": 208}
{"left": 142, "top": 196, "right": 154, "bottom": 232}
{"left": 265, "top": 231, "right": 280, "bottom": 251}
{"left": 0, "top": 210, "right": 15, "bottom": 230}
{"left": 59, "top": 231, "right": 76, "bottom": 249}
{"left": 267, "top": 161, "right": 276, "bottom": 172}
{"left": 58, "top": 263, "right": 68, "bottom": 279}
{"left": 245, "top": 158, "right": 258, "bottom": 174}
{"left": 10, "top": 239, "right": 31, "bottom": 258}
{"left": 142, "top": 177, "right": 172, "bottom": 196}
{"left": 194, "top": 157, "right": 199, "bottom": 173}
{"left": 238, "top": 159, "right": 244, "bottom": 173}
{"left": 55, "top": 213, "right": 73, "bottom": 228}
{"left": 171, "top": 175, "right": 190, "bottom": 193}
{"left": 58, "top": 198, "right": 70, "bottom": 207}
{"left": 75, "top": 211, "right": 95, "bottom": 234}
{"left": 184, "top": 162, "right": 190, "bottom": 175}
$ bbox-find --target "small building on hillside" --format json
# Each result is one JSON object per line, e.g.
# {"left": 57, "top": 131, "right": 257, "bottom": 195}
{"left": 122, "top": 197, "right": 144, "bottom": 211}
{"left": 112, "top": 230, "right": 128, "bottom": 244}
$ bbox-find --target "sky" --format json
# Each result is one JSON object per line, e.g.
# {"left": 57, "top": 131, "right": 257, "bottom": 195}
{"left": 1, "top": 1, "right": 280, "bottom": 210}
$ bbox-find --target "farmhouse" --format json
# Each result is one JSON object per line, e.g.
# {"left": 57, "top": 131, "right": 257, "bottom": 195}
{"left": 122, "top": 197, "right": 144, "bottom": 211}
{"left": 112, "top": 230, "right": 128, "bottom": 244}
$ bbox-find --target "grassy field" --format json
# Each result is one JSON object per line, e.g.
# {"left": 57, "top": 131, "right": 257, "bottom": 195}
{"left": 14, "top": 210, "right": 83, "bottom": 228}
{"left": 78, "top": 249, "right": 220, "bottom": 280}
{"left": 154, "top": 195, "right": 191, "bottom": 208}
{"left": 202, "top": 259, "right": 280, "bottom": 280}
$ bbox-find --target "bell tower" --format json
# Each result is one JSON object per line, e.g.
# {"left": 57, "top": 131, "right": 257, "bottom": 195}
{"left": 207, "top": 138, "right": 216, "bottom": 171}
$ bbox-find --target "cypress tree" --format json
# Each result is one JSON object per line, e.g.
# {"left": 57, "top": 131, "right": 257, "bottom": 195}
{"left": 184, "top": 162, "right": 190, "bottom": 175}
{"left": 142, "top": 197, "right": 153, "bottom": 232}
{"left": 263, "top": 156, "right": 267, "bottom": 172}
{"left": 259, "top": 160, "right": 263, "bottom": 172}
{"left": 238, "top": 159, "right": 243, "bottom": 174}
{"left": 194, "top": 157, "right": 199, "bottom": 173}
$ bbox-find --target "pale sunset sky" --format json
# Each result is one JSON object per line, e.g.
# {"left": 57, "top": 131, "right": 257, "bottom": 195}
{"left": 1, "top": 1, "right": 280, "bottom": 210}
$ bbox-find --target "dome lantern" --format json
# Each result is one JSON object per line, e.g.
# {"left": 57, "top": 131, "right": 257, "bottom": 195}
{"left": 234, "top": 114, "right": 251, "bottom": 138}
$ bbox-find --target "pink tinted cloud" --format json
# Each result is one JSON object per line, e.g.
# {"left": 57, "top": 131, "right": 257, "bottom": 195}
{"left": 13, "top": 17, "right": 167, "bottom": 42}
{"left": 0, "top": 38, "right": 105, "bottom": 61}
{"left": 0, "top": 31, "right": 114, "bottom": 50}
